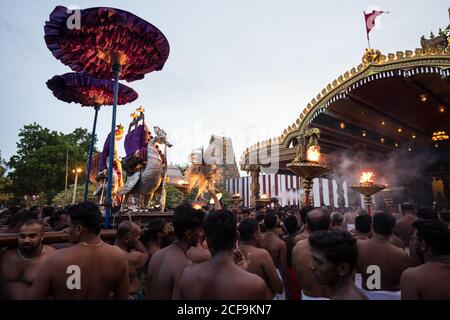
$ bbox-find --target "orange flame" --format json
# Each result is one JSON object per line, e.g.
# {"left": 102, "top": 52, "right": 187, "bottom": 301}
{"left": 306, "top": 145, "right": 321, "bottom": 162}
{"left": 177, "top": 179, "right": 188, "bottom": 185}
{"left": 360, "top": 171, "right": 374, "bottom": 184}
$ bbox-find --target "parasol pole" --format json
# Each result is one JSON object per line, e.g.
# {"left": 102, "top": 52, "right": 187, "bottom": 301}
{"left": 84, "top": 106, "right": 99, "bottom": 203}
{"left": 105, "top": 62, "right": 122, "bottom": 229}
{"left": 160, "top": 144, "right": 168, "bottom": 212}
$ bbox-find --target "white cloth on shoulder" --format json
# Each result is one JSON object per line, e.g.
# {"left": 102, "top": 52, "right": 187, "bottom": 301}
{"left": 301, "top": 290, "right": 330, "bottom": 300}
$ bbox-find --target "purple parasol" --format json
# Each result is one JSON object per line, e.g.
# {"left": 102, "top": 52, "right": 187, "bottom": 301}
{"left": 46, "top": 72, "right": 138, "bottom": 203}
{"left": 46, "top": 72, "right": 138, "bottom": 106}
{"left": 44, "top": 6, "right": 170, "bottom": 227}
{"left": 44, "top": 6, "right": 170, "bottom": 81}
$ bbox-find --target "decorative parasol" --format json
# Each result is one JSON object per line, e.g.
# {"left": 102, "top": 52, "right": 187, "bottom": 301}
{"left": 44, "top": 6, "right": 170, "bottom": 228}
{"left": 46, "top": 72, "right": 138, "bottom": 203}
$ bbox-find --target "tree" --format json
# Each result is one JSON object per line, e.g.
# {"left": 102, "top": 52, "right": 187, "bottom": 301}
{"left": 0, "top": 151, "right": 13, "bottom": 204}
{"left": 7, "top": 123, "right": 97, "bottom": 203}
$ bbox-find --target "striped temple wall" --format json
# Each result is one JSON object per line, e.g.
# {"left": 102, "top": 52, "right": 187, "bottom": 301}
{"left": 225, "top": 174, "right": 377, "bottom": 209}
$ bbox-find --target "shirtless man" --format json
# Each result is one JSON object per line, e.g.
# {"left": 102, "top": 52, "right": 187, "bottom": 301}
{"left": 260, "top": 213, "right": 287, "bottom": 293}
{"left": 282, "top": 215, "right": 302, "bottom": 300}
{"left": 146, "top": 203, "right": 205, "bottom": 299}
{"left": 331, "top": 212, "right": 345, "bottom": 231}
{"left": 115, "top": 221, "right": 149, "bottom": 300}
{"left": 294, "top": 206, "right": 313, "bottom": 242}
{"left": 401, "top": 219, "right": 450, "bottom": 299}
{"left": 0, "top": 220, "right": 56, "bottom": 299}
{"left": 27, "top": 202, "right": 129, "bottom": 299}
{"left": 143, "top": 219, "right": 171, "bottom": 259}
{"left": 356, "top": 212, "right": 409, "bottom": 300}
{"left": 238, "top": 218, "right": 283, "bottom": 298}
{"left": 187, "top": 234, "right": 211, "bottom": 264}
{"left": 394, "top": 203, "right": 416, "bottom": 247}
{"left": 309, "top": 229, "right": 367, "bottom": 300}
{"left": 292, "top": 209, "right": 332, "bottom": 299}
{"left": 353, "top": 214, "right": 372, "bottom": 240}
{"left": 178, "top": 209, "right": 268, "bottom": 299}
{"left": 292, "top": 209, "right": 331, "bottom": 300}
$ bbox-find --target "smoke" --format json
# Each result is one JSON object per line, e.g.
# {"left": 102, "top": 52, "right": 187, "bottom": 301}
{"left": 329, "top": 146, "right": 440, "bottom": 206}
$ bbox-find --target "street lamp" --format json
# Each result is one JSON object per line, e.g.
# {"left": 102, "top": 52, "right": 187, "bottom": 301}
{"left": 72, "top": 168, "right": 82, "bottom": 204}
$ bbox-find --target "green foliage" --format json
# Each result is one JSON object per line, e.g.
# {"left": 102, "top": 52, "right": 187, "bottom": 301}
{"left": 0, "top": 151, "right": 13, "bottom": 203}
{"left": 52, "top": 184, "right": 97, "bottom": 207}
{"left": 7, "top": 123, "right": 97, "bottom": 203}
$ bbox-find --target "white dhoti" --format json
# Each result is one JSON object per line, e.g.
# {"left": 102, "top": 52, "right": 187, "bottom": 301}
{"left": 355, "top": 273, "right": 400, "bottom": 300}
{"left": 273, "top": 268, "right": 286, "bottom": 300}
{"left": 361, "top": 288, "right": 400, "bottom": 300}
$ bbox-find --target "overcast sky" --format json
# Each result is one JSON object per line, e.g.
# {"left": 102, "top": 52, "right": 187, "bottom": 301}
{"left": 0, "top": 0, "right": 448, "bottom": 172}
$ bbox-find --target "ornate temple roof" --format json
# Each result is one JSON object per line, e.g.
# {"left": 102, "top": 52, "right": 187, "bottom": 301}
{"left": 241, "top": 14, "right": 450, "bottom": 172}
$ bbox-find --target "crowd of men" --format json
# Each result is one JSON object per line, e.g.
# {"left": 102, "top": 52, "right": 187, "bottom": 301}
{"left": 0, "top": 198, "right": 449, "bottom": 300}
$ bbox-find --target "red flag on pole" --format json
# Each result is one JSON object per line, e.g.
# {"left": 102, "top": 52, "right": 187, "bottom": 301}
{"left": 364, "top": 10, "right": 388, "bottom": 48}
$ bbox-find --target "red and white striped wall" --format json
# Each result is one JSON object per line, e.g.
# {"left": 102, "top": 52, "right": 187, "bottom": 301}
{"left": 225, "top": 174, "right": 349, "bottom": 208}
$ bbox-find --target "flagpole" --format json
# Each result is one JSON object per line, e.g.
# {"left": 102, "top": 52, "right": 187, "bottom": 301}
{"left": 364, "top": 11, "right": 371, "bottom": 49}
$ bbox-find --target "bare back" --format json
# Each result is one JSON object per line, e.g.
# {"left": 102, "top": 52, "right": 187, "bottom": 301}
{"left": 401, "top": 262, "right": 450, "bottom": 299}
{"left": 239, "top": 245, "right": 283, "bottom": 295}
{"left": 179, "top": 256, "right": 268, "bottom": 300}
{"left": 261, "top": 232, "right": 286, "bottom": 270}
{"left": 357, "top": 238, "right": 409, "bottom": 291}
{"left": 394, "top": 215, "right": 416, "bottom": 247}
{"left": 146, "top": 244, "right": 190, "bottom": 299}
{"left": 27, "top": 243, "right": 129, "bottom": 299}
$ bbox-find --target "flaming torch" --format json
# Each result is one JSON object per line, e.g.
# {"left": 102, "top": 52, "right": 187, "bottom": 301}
{"left": 256, "top": 193, "right": 271, "bottom": 207}
{"left": 287, "top": 128, "right": 332, "bottom": 207}
{"left": 174, "top": 179, "right": 190, "bottom": 201}
{"left": 350, "top": 171, "right": 386, "bottom": 215}
{"left": 232, "top": 193, "right": 242, "bottom": 206}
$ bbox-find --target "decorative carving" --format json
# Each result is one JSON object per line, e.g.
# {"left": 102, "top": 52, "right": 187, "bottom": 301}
{"left": 362, "top": 48, "right": 383, "bottom": 65}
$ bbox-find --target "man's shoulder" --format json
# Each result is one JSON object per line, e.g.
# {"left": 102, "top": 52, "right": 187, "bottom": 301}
{"left": 401, "top": 264, "right": 424, "bottom": 283}
{"left": 294, "top": 238, "right": 309, "bottom": 250}
{"left": 43, "top": 244, "right": 56, "bottom": 255}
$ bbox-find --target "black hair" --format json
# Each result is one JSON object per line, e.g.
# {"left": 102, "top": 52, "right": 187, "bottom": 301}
{"left": 238, "top": 218, "right": 260, "bottom": 242}
{"left": 417, "top": 207, "right": 439, "bottom": 220}
{"left": 309, "top": 229, "right": 358, "bottom": 273}
{"left": 173, "top": 203, "right": 205, "bottom": 240}
{"left": 264, "top": 213, "right": 278, "bottom": 230}
{"left": 331, "top": 212, "right": 343, "bottom": 227}
{"left": 355, "top": 214, "right": 372, "bottom": 233}
{"left": 401, "top": 202, "right": 414, "bottom": 212}
{"left": 7, "top": 209, "right": 34, "bottom": 229}
{"left": 356, "top": 209, "right": 369, "bottom": 216}
{"left": 48, "top": 209, "right": 68, "bottom": 229}
{"left": 255, "top": 205, "right": 265, "bottom": 212}
{"left": 373, "top": 212, "right": 395, "bottom": 236}
{"left": 306, "top": 209, "right": 330, "bottom": 233}
{"left": 284, "top": 215, "right": 299, "bottom": 234}
{"left": 22, "top": 219, "right": 44, "bottom": 228}
{"left": 299, "top": 206, "right": 313, "bottom": 224}
{"left": 439, "top": 211, "right": 450, "bottom": 223}
{"left": 413, "top": 219, "right": 450, "bottom": 255}
{"left": 42, "top": 206, "right": 55, "bottom": 219}
{"left": 143, "top": 218, "right": 167, "bottom": 241}
{"left": 68, "top": 202, "right": 102, "bottom": 235}
{"left": 203, "top": 209, "right": 236, "bottom": 253}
